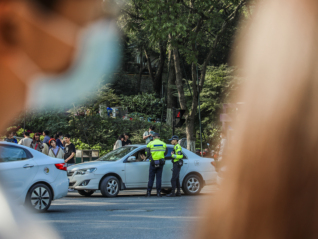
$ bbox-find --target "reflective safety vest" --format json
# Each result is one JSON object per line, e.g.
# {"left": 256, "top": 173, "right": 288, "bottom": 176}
{"left": 172, "top": 144, "right": 183, "bottom": 162}
{"left": 147, "top": 139, "right": 167, "bottom": 161}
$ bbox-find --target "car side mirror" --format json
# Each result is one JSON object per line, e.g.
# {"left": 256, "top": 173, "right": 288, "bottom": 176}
{"left": 127, "top": 156, "right": 136, "bottom": 162}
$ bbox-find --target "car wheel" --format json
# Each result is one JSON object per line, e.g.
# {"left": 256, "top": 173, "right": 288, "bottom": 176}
{"left": 26, "top": 183, "right": 52, "bottom": 212}
{"left": 182, "top": 174, "right": 202, "bottom": 195}
{"left": 78, "top": 190, "right": 95, "bottom": 197}
{"left": 100, "top": 176, "right": 120, "bottom": 197}
{"left": 161, "top": 188, "right": 172, "bottom": 195}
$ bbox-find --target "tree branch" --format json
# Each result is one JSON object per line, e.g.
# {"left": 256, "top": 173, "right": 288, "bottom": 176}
{"left": 199, "top": 0, "right": 246, "bottom": 91}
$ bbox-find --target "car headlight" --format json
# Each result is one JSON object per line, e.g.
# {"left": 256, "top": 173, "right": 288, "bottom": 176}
{"left": 75, "top": 168, "right": 97, "bottom": 175}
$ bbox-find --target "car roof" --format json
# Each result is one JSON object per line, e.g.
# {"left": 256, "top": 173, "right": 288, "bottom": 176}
{"left": 125, "top": 144, "right": 176, "bottom": 147}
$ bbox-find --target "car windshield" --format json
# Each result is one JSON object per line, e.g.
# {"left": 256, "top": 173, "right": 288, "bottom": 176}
{"left": 97, "top": 146, "right": 138, "bottom": 161}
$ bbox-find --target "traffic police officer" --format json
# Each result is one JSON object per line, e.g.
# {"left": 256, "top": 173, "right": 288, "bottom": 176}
{"left": 166, "top": 135, "right": 183, "bottom": 197}
{"left": 145, "top": 133, "right": 168, "bottom": 197}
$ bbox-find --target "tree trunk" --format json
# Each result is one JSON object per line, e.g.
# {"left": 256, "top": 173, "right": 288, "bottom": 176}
{"left": 136, "top": 48, "right": 143, "bottom": 93}
{"left": 166, "top": 50, "right": 177, "bottom": 126}
{"left": 154, "top": 43, "right": 166, "bottom": 96}
{"left": 173, "top": 48, "right": 187, "bottom": 110}
{"left": 185, "top": 62, "right": 199, "bottom": 152}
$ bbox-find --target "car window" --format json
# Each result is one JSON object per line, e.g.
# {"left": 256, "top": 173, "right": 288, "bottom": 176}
{"left": 165, "top": 147, "right": 188, "bottom": 160}
{"left": 98, "top": 146, "right": 138, "bottom": 161}
{"left": 131, "top": 149, "right": 147, "bottom": 162}
{"left": 165, "top": 147, "right": 174, "bottom": 160}
{"left": 0, "top": 145, "right": 29, "bottom": 162}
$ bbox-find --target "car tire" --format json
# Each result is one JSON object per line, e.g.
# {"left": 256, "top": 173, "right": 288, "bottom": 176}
{"left": 161, "top": 188, "right": 172, "bottom": 195}
{"left": 100, "top": 176, "right": 120, "bottom": 197}
{"left": 78, "top": 190, "right": 95, "bottom": 197}
{"left": 182, "top": 174, "right": 202, "bottom": 195}
{"left": 26, "top": 183, "right": 52, "bottom": 212}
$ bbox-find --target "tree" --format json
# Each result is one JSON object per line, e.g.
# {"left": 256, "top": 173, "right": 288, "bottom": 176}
{"left": 118, "top": 0, "right": 247, "bottom": 151}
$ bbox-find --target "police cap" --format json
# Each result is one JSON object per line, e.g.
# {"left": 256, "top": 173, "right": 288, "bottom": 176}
{"left": 169, "top": 135, "right": 179, "bottom": 141}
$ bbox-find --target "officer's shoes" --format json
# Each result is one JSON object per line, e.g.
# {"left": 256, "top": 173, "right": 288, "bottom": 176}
{"left": 176, "top": 191, "right": 182, "bottom": 197}
{"left": 166, "top": 192, "right": 176, "bottom": 197}
{"left": 157, "top": 192, "right": 162, "bottom": 197}
{"left": 145, "top": 191, "right": 151, "bottom": 197}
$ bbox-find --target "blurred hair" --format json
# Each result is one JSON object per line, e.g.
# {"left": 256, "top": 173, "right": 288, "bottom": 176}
{"left": 149, "top": 125, "right": 155, "bottom": 131}
{"left": 118, "top": 134, "right": 124, "bottom": 140}
{"left": 30, "top": 0, "right": 60, "bottom": 11}
{"left": 24, "top": 132, "right": 30, "bottom": 136}
{"left": 43, "top": 130, "right": 49, "bottom": 135}
{"left": 64, "top": 134, "right": 71, "bottom": 139}
{"left": 200, "top": 0, "right": 318, "bottom": 238}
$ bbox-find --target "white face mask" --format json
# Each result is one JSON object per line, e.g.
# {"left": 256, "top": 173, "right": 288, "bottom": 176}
{"left": 26, "top": 19, "right": 120, "bottom": 109}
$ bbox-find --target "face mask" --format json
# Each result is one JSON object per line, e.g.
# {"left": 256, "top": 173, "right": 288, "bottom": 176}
{"left": 13, "top": 136, "right": 17, "bottom": 139}
{"left": 26, "top": 19, "right": 120, "bottom": 109}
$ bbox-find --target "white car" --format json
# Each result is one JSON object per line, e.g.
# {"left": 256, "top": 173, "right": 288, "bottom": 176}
{"left": 68, "top": 145, "right": 217, "bottom": 197}
{"left": 0, "top": 142, "right": 68, "bottom": 212}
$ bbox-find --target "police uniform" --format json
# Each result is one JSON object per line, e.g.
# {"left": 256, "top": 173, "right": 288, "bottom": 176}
{"left": 167, "top": 136, "right": 183, "bottom": 197}
{"left": 145, "top": 133, "right": 168, "bottom": 197}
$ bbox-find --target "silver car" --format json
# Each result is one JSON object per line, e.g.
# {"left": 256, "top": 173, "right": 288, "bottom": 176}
{"left": 67, "top": 145, "right": 217, "bottom": 197}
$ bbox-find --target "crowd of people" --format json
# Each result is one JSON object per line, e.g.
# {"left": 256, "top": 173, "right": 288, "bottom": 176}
{"left": 4, "top": 130, "right": 76, "bottom": 167}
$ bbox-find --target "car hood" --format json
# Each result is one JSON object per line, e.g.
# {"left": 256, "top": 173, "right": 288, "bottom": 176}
{"left": 68, "top": 160, "right": 115, "bottom": 171}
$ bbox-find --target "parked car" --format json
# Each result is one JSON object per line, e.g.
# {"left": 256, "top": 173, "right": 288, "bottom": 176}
{"left": 68, "top": 145, "right": 217, "bottom": 197}
{"left": 0, "top": 142, "right": 68, "bottom": 212}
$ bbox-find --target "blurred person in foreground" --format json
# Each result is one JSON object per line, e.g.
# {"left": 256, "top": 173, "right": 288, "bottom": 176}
{"left": 199, "top": 1, "right": 318, "bottom": 238}
{"left": 0, "top": 0, "right": 120, "bottom": 238}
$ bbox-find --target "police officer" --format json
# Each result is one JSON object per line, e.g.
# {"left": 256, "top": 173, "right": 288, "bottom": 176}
{"left": 145, "top": 133, "right": 168, "bottom": 197}
{"left": 166, "top": 135, "right": 183, "bottom": 197}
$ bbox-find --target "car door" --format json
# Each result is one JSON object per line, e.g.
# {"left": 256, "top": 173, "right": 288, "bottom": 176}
{"left": 0, "top": 145, "right": 38, "bottom": 199}
{"left": 161, "top": 147, "right": 174, "bottom": 186}
{"left": 125, "top": 148, "right": 149, "bottom": 188}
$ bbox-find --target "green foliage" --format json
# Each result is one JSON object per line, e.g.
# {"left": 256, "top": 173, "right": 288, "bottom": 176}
{"left": 11, "top": 111, "right": 185, "bottom": 156}
{"left": 120, "top": 93, "right": 165, "bottom": 119}
{"left": 201, "top": 65, "right": 242, "bottom": 147}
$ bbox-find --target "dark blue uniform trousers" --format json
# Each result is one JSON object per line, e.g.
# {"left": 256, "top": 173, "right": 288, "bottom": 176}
{"left": 147, "top": 164, "right": 163, "bottom": 192}
{"left": 171, "top": 163, "right": 181, "bottom": 192}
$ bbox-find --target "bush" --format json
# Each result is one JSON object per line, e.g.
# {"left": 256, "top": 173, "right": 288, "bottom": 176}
{"left": 10, "top": 111, "right": 185, "bottom": 156}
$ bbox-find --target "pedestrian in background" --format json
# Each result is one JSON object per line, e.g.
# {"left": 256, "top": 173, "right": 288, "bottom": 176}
{"left": 48, "top": 139, "right": 64, "bottom": 159}
{"left": 113, "top": 135, "right": 124, "bottom": 150}
{"left": 55, "top": 132, "right": 64, "bottom": 149}
{"left": 18, "top": 132, "right": 32, "bottom": 147}
{"left": 107, "top": 106, "right": 113, "bottom": 117}
{"left": 30, "top": 133, "right": 43, "bottom": 152}
{"left": 122, "top": 133, "right": 132, "bottom": 146}
{"left": 63, "top": 134, "right": 76, "bottom": 167}
{"left": 145, "top": 133, "right": 167, "bottom": 197}
{"left": 143, "top": 125, "right": 155, "bottom": 144}
{"left": 43, "top": 130, "right": 50, "bottom": 144}
{"left": 4, "top": 132, "right": 17, "bottom": 143}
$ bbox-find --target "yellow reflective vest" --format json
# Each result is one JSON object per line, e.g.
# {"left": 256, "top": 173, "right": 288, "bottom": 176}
{"left": 146, "top": 139, "right": 167, "bottom": 161}
{"left": 172, "top": 144, "right": 183, "bottom": 162}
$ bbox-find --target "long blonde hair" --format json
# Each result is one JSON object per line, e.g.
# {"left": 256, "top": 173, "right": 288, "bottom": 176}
{"left": 200, "top": 0, "right": 318, "bottom": 238}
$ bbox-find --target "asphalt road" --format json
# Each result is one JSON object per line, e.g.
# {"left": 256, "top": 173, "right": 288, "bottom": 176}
{"left": 39, "top": 186, "right": 217, "bottom": 239}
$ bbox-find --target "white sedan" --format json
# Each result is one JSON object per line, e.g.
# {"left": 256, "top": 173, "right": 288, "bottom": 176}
{"left": 0, "top": 142, "right": 68, "bottom": 212}
{"left": 68, "top": 145, "right": 217, "bottom": 197}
